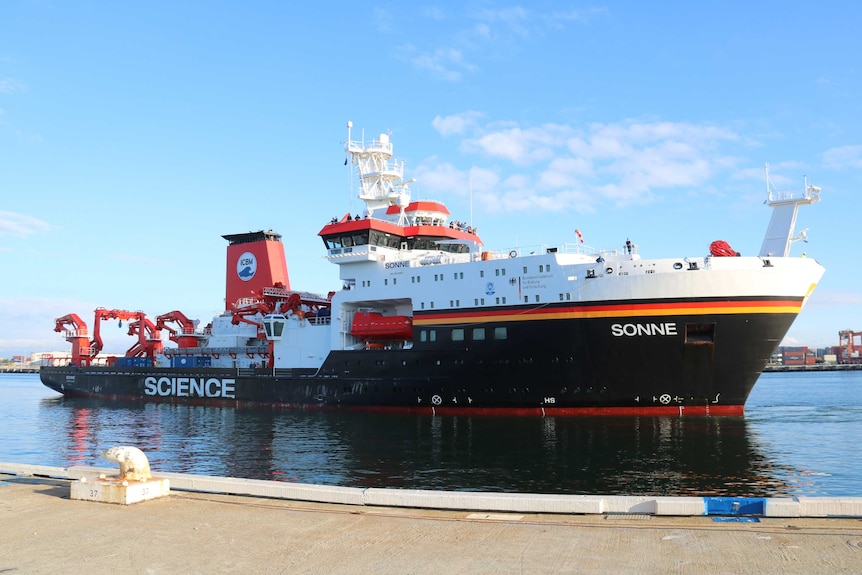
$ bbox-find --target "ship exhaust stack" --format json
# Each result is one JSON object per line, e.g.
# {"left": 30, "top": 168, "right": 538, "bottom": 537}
{"left": 222, "top": 230, "right": 290, "bottom": 311}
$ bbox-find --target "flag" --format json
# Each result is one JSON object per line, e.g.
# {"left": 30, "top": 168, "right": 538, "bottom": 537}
{"left": 574, "top": 229, "right": 584, "bottom": 243}
{"left": 344, "top": 156, "right": 348, "bottom": 165}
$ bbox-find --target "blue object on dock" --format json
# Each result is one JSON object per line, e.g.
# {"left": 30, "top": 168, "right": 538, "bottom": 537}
{"left": 705, "top": 497, "right": 766, "bottom": 516}
{"left": 712, "top": 517, "right": 760, "bottom": 523}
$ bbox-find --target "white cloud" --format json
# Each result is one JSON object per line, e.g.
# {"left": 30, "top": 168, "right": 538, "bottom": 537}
{"left": 421, "top": 6, "right": 446, "bottom": 21}
{"left": 432, "top": 112, "right": 484, "bottom": 137}
{"left": 821, "top": 145, "right": 862, "bottom": 169}
{"left": 475, "top": 6, "right": 532, "bottom": 38}
{"left": 0, "top": 211, "right": 51, "bottom": 237}
{"left": 418, "top": 117, "right": 744, "bottom": 213}
{"left": 410, "top": 47, "right": 475, "bottom": 82}
{"left": 401, "top": 6, "right": 599, "bottom": 80}
{"left": 463, "top": 123, "right": 571, "bottom": 165}
{"left": 373, "top": 7, "right": 393, "bottom": 33}
{"left": 545, "top": 8, "right": 607, "bottom": 27}
{"left": 0, "top": 78, "right": 24, "bottom": 94}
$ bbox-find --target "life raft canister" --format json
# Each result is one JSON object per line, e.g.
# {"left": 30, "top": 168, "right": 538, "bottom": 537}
{"left": 709, "top": 240, "right": 739, "bottom": 257}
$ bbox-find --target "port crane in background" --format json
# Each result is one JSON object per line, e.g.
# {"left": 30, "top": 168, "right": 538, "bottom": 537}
{"left": 838, "top": 330, "right": 862, "bottom": 364}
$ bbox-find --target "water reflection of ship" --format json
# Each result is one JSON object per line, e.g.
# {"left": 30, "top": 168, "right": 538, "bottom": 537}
{"left": 41, "top": 399, "right": 278, "bottom": 481}
{"left": 335, "top": 413, "right": 793, "bottom": 497}
{"left": 42, "top": 399, "right": 791, "bottom": 496}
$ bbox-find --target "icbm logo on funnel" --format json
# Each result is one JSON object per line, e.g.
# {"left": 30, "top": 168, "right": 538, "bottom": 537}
{"left": 237, "top": 252, "right": 257, "bottom": 281}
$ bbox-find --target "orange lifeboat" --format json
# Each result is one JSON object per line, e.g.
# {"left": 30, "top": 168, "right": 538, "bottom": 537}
{"left": 350, "top": 311, "right": 413, "bottom": 341}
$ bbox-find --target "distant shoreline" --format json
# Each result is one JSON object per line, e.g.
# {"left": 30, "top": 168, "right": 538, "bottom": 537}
{"left": 4, "top": 364, "right": 861, "bottom": 375}
{"left": 763, "top": 363, "right": 862, "bottom": 372}
{"left": 0, "top": 367, "right": 39, "bottom": 374}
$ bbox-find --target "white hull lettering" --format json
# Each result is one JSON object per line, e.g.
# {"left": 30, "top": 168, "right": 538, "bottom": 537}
{"left": 611, "top": 322, "right": 678, "bottom": 337}
{"left": 143, "top": 376, "right": 236, "bottom": 398}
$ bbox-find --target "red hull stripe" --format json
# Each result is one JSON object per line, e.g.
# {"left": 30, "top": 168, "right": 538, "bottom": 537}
{"left": 66, "top": 391, "right": 744, "bottom": 417}
{"left": 414, "top": 299, "right": 803, "bottom": 325}
{"left": 343, "top": 404, "right": 744, "bottom": 417}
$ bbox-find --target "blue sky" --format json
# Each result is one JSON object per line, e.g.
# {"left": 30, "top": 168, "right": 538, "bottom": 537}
{"left": 2, "top": 1, "right": 861, "bottom": 358}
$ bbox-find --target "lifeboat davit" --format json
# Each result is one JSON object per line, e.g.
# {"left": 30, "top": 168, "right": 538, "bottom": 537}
{"left": 350, "top": 311, "right": 413, "bottom": 341}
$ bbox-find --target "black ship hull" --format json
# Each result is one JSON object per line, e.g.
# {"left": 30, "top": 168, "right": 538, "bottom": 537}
{"left": 40, "top": 308, "right": 797, "bottom": 416}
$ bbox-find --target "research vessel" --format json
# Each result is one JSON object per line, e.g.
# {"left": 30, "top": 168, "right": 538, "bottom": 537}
{"left": 41, "top": 124, "right": 824, "bottom": 415}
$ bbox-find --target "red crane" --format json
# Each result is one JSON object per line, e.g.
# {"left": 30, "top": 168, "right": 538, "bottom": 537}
{"left": 155, "top": 310, "right": 201, "bottom": 348}
{"left": 88, "top": 308, "right": 146, "bottom": 359}
{"left": 125, "top": 317, "right": 163, "bottom": 359}
{"left": 53, "top": 314, "right": 90, "bottom": 366}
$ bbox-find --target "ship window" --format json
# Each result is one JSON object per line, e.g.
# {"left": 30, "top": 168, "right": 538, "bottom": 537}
{"left": 535, "top": 295, "right": 540, "bottom": 302}
{"left": 385, "top": 279, "right": 388, "bottom": 285}
{"left": 480, "top": 270, "right": 485, "bottom": 278}
{"left": 393, "top": 278, "right": 397, "bottom": 284}
{"left": 524, "top": 296, "right": 529, "bottom": 303}
{"left": 495, "top": 269, "right": 500, "bottom": 276}
{"left": 472, "top": 328, "right": 485, "bottom": 341}
{"left": 429, "top": 330, "right": 436, "bottom": 342}
{"left": 502, "top": 297, "right": 507, "bottom": 304}
{"left": 559, "top": 293, "right": 564, "bottom": 301}
{"left": 481, "top": 298, "right": 485, "bottom": 305}
{"left": 272, "top": 320, "right": 284, "bottom": 337}
{"left": 430, "top": 301, "right": 435, "bottom": 309}
{"left": 523, "top": 266, "right": 528, "bottom": 273}
{"left": 566, "top": 293, "right": 571, "bottom": 301}
{"left": 494, "top": 327, "right": 508, "bottom": 340}
{"left": 420, "top": 330, "right": 426, "bottom": 342}
{"left": 452, "top": 329, "right": 464, "bottom": 341}
{"left": 474, "top": 298, "right": 479, "bottom": 306}
{"left": 421, "top": 302, "right": 425, "bottom": 309}
{"left": 495, "top": 297, "right": 500, "bottom": 304}
{"left": 502, "top": 269, "right": 507, "bottom": 276}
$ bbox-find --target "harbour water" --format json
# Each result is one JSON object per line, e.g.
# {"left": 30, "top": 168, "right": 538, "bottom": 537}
{"left": 1, "top": 371, "right": 859, "bottom": 497}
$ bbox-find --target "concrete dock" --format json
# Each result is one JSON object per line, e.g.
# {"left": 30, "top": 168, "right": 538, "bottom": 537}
{"left": 2, "top": 467, "right": 861, "bottom": 574}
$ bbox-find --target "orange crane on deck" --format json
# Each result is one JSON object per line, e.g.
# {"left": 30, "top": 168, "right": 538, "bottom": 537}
{"left": 155, "top": 310, "right": 202, "bottom": 349}
{"left": 53, "top": 314, "right": 90, "bottom": 366}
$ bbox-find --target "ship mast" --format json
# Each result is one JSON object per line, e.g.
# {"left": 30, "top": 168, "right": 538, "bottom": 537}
{"left": 345, "top": 120, "right": 414, "bottom": 225}
{"left": 759, "top": 164, "right": 821, "bottom": 257}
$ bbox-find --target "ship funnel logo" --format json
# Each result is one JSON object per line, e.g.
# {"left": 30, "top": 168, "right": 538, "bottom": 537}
{"left": 237, "top": 252, "right": 257, "bottom": 281}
